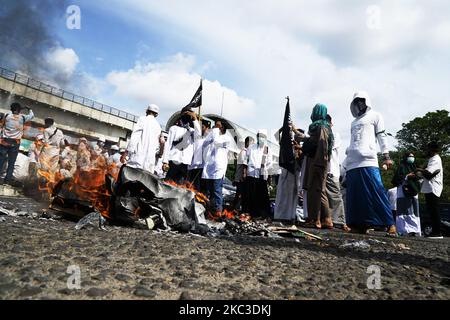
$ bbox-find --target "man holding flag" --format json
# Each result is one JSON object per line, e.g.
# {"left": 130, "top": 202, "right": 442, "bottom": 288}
{"left": 274, "top": 97, "right": 304, "bottom": 222}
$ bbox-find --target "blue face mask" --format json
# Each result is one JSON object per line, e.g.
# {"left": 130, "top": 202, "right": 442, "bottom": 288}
{"left": 407, "top": 157, "right": 415, "bottom": 164}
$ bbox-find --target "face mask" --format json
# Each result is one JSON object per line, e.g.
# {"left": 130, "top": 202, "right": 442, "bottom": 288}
{"left": 354, "top": 100, "right": 367, "bottom": 116}
{"left": 407, "top": 157, "right": 415, "bottom": 164}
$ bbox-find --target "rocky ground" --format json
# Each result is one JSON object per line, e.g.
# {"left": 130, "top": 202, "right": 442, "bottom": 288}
{"left": 0, "top": 195, "right": 449, "bottom": 300}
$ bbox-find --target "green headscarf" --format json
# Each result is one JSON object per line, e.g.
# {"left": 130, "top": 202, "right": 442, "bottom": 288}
{"left": 308, "top": 103, "right": 334, "bottom": 157}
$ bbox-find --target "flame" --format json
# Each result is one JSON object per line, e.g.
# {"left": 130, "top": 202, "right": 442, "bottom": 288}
{"left": 164, "top": 180, "right": 209, "bottom": 205}
{"left": 37, "top": 145, "right": 112, "bottom": 219}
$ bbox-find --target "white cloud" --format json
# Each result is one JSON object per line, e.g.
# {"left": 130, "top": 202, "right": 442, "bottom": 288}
{"left": 104, "top": 53, "right": 256, "bottom": 124}
{"left": 45, "top": 46, "right": 80, "bottom": 79}
{"left": 85, "top": 0, "right": 450, "bottom": 151}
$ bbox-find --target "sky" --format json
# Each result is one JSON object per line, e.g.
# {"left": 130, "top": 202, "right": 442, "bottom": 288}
{"left": 1, "top": 0, "right": 450, "bottom": 151}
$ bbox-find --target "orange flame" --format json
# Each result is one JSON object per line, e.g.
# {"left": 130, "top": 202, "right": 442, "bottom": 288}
{"left": 37, "top": 146, "right": 112, "bottom": 219}
{"left": 164, "top": 180, "right": 209, "bottom": 205}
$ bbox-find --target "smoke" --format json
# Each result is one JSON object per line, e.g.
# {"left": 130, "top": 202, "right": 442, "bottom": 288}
{"left": 0, "top": 0, "right": 70, "bottom": 85}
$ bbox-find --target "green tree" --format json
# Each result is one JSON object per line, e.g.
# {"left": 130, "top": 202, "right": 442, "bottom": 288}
{"left": 391, "top": 110, "right": 450, "bottom": 202}
{"left": 396, "top": 110, "right": 450, "bottom": 155}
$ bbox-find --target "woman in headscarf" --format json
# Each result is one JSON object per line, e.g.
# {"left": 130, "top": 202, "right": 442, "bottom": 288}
{"left": 391, "top": 151, "right": 422, "bottom": 236}
{"left": 302, "top": 103, "right": 334, "bottom": 229}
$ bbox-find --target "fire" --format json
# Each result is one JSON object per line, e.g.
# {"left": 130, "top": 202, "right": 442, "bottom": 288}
{"left": 164, "top": 180, "right": 209, "bottom": 205}
{"left": 37, "top": 144, "right": 112, "bottom": 219}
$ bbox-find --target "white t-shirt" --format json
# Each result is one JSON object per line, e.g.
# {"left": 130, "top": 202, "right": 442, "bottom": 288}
{"left": 421, "top": 154, "right": 443, "bottom": 197}
{"left": 344, "top": 109, "right": 389, "bottom": 171}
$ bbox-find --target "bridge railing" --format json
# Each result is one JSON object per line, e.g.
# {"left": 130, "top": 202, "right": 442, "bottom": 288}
{"left": 0, "top": 66, "right": 138, "bottom": 123}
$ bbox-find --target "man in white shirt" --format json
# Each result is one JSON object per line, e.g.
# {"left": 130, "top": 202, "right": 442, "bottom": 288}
{"left": 344, "top": 91, "right": 396, "bottom": 235}
{"left": 44, "top": 118, "right": 65, "bottom": 148}
{"left": 108, "top": 145, "right": 121, "bottom": 166}
{"left": 0, "top": 102, "right": 34, "bottom": 185}
{"left": 202, "top": 121, "right": 231, "bottom": 217}
{"left": 187, "top": 113, "right": 211, "bottom": 192}
{"left": 39, "top": 118, "right": 65, "bottom": 174}
{"left": 126, "top": 104, "right": 162, "bottom": 174}
{"left": 325, "top": 115, "right": 350, "bottom": 232}
{"left": 417, "top": 141, "right": 444, "bottom": 239}
{"left": 162, "top": 111, "right": 195, "bottom": 183}
{"left": 245, "top": 131, "right": 272, "bottom": 218}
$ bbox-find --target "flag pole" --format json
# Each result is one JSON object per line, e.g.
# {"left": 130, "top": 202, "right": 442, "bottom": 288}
{"left": 220, "top": 91, "right": 224, "bottom": 117}
{"left": 198, "top": 78, "right": 203, "bottom": 120}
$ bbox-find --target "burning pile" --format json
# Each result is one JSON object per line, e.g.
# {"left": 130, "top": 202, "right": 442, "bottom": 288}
{"left": 34, "top": 142, "right": 276, "bottom": 237}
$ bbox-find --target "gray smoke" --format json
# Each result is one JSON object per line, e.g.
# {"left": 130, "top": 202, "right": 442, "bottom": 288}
{"left": 0, "top": 0, "right": 69, "bottom": 84}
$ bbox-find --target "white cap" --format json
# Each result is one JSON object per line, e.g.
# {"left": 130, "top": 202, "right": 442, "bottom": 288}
{"left": 119, "top": 148, "right": 126, "bottom": 153}
{"left": 110, "top": 145, "right": 119, "bottom": 151}
{"left": 79, "top": 137, "right": 88, "bottom": 143}
{"left": 36, "top": 134, "right": 44, "bottom": 141}
{"left": 147, "top": 104, "right": 160, "bottom": 114}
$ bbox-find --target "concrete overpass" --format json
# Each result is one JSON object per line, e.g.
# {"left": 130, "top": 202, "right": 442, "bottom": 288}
{"left": 0, "top": 66, "right": 137, "bottom": 146}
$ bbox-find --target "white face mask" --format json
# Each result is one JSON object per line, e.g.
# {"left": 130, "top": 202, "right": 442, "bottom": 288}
{"left": 407, "top": 157, "right": 415, "bottom": 164}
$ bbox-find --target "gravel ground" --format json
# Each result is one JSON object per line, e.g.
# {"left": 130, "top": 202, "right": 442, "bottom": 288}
{"left": 0, "top": 196, "right": 449, "bottom": 300}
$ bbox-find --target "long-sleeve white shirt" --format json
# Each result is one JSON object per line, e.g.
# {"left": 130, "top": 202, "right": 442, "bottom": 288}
{"left": 188, "top": 120, "right": 207, "bottom": 170}
{"left": 202, "top": 128, "right": 231, "bottom": 180}
{"left": 126, "top": 114, "right": 162, "bottom": 172}
{"left": 1, "top": 110, "right": 34, "bottom": 140}
{"left": 344, "top": 109, "right": 389, "bottom": 171}
{"left": 162, "top": 125, "right": 194, "bottom": 165}
{"left": 246, "top": 143, "right": 272, "bottom": 180}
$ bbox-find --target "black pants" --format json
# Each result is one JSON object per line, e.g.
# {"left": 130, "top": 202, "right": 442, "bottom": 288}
{"left": 165, "top": 161, "right": 188, "bottom": 184}
{"left": 0, "top": 139, "right": 20, "bottom": 182}
{"left": 246, "top": 176, "right": 271, "bottom": 218}
{"left": 187, "top": 168, "right": 206, "bottom": 193}
{"left": 425, "top": 193, "right": 441, "bottom": 235}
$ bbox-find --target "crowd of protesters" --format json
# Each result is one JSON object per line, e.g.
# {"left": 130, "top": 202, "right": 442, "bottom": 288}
{"left": 0, "top": 91, "right": 445, "bottom": 238}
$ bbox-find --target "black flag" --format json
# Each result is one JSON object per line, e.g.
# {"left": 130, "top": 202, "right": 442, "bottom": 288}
{"left": 279, "top": 97, "right": 295, "bottom": 174}
{"left": 182, "top": 79, "right": 202, "bottom": 111}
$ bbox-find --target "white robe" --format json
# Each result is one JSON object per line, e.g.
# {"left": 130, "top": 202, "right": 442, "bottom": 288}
{"left": 274, "top": 168, "right": 298, "bottom": 221}
{"left": 202, "top": 128, "right": 231, "bottom": 180}
{"left": 126, "top": 114, "right": 162, "bottom": 173}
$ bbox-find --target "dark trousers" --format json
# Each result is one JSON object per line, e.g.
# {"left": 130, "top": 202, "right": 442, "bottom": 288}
{"left": 165, "top": 161, "right": 188, "bottom": 184}
{"left": 425, "top": 193, "right": 441, "bottom": 235}
{"left": 205, "top": 178, "right": 224, "bottom": 212}
{"left": 0, "top": 139, "right": 20, "bottom": 182}
{"left": 233, "top": 180, "right": 249, "bottom": 212}
{"left": 246, "top": 176, "right": 271, "bottom": 218}
{"left": 187, "top": 168, "right": 205, "bottom": 193}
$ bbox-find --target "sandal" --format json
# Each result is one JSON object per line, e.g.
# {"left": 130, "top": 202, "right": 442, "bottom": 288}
{"left": 386, "top": 225, "right": 398, "bottom": 237}
{"left": 342, "top": 225, "right": 351, "bottom": 233}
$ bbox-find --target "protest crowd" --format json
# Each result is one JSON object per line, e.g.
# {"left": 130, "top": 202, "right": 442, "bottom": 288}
{"left": 0, "top": 91, "right": 445, "bottom": 239}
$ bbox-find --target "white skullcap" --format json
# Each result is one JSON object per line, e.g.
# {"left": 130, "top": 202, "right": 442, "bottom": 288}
{"left": 110, "top": 145, "right": 119, "bottom": 151}
{"left": 147, "top": 104, "right": 160, "bottom": 114}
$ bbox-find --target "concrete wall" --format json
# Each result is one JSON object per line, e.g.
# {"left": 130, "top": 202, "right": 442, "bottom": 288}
{"left": 0, "top": 77, "right": 135, "bottom": 143}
